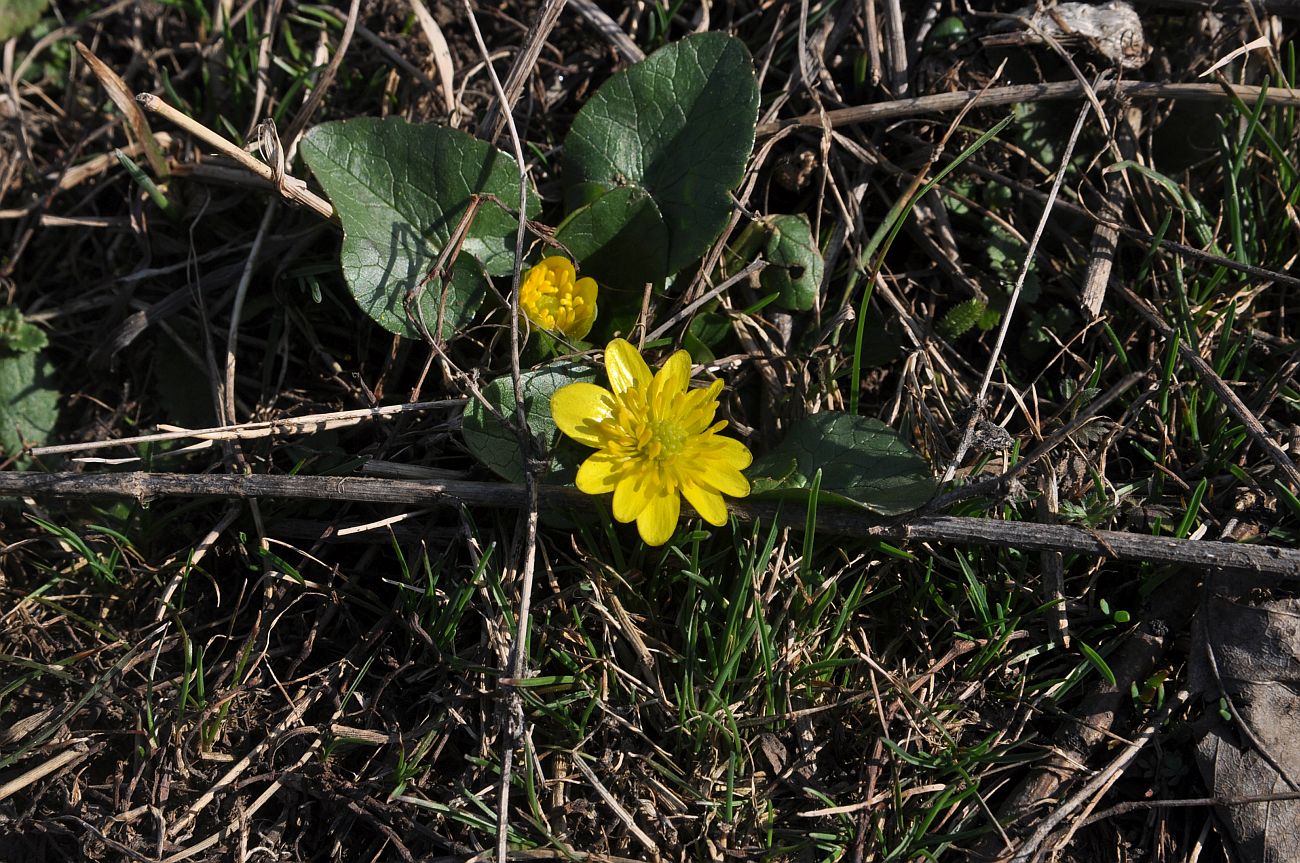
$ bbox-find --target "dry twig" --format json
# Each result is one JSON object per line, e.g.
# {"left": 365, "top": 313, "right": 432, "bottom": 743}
{"left": 5, "top": 472, "right": 1299, "bottom": 576}
{"left": 758, "top": 80, "right": 1300, "bottom": 136}
{"left": 135, "top": 94, "right": 334, "bottom": 219}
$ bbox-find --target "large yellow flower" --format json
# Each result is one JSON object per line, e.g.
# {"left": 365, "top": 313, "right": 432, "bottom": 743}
{"left": 519, "top": 256, "right": 597, "bottom": 339}
{"left": 551, "top": 339, "right": 752, "bottom": 546}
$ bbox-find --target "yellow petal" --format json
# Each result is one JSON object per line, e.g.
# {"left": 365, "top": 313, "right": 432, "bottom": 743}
{"left": 651, "top": 349, "right": 691, "bottom": 403}
{"left": 704, "top": 435, "right": 753, "bottom": 470}
{"left": 698, "top": 464, "right": 750, "bottom": 498}
{"left": 637, "top": 487, "right": 680, "bottom": 546}
{"left": 551, "top": 382, "right": 613, "bottom": 447}
{"left": 679, "top": 384, "right": 722, "bottom": 433}
{"left": 570, "top": 310, "right": 595, "bottom": 340}
{"left": 571, "top": 277, "right": 598, "bottom": 340}
{"left": 681, "top": 480, "right": 728, "bottom": 526}
{"left": 605, "top": 338, "right": 651, "bottom": 393}
{"left": 576, "top": 451, "right": 623, "bottom": 494}
{"left": 612, "top": 472, "right": 651, "bottom": 523}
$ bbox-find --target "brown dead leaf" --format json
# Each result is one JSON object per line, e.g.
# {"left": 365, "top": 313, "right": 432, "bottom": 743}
{"left": 1191, "top": 584, "right": 1300, "bottom": 862}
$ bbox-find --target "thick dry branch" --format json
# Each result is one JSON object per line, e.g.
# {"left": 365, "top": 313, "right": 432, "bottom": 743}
{"left": 757, "top": 81, "right": 1300, "bottom": 136}
{"left": 3, "top": 472, "right": 1297, "bottom": 576}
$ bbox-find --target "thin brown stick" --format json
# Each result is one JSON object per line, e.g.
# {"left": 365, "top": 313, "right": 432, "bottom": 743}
{"left": 409, "top": 0, "right": 462, "bottom": 121}
{"left": 0, "top": 213, "right": 127, "bottom": 227}
{"left": 243, "top": 0, "right": 284, "bottom": 141}
{"left": 75, "top": 42, "right": 168, "bottom": 177}
{"left": 460, "top": 4, "right": 552, "bottom": 859}
{"left": 1080, "top": 790, "right": 1300, "bottom": 825}
{"left": 5, "top": 472, "right": 1299, "bottom": 575}
{"left": 223, "top": 201, "right": 277, "bottom": 426}
{"left": 28, "top": 399, "right": 463, "bottom": 457}
{"left": 644, "top": 259, "right": 767, "bottom": 343}
{"left": 1081, "top": 109, "right": 1140, "bottom": 317}
{"left": 478, "top": 0, "right": 569, "bottom": 143}
{"left": 567, "top": 0, "right": 644, "bottom": 63}
{"left": 0, "top": 745, "right": 89, "bottom": 803}
{"left": 572, "top": 756, "right": 660, "bottom": 856}
{"left": 881, "top": 0, "right": 908, "bottom": 96}
{"left": 135, "top": 94, "right": 334, "bottom": 220}
{"left": 758, "top": 81, "right": 1300, "bottom": 136}
{"left": 341, "top": 18, "right": 442, "bottom": 95}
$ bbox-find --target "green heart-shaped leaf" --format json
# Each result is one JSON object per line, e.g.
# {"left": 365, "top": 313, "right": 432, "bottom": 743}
{"left": 554, "top": 187, "right": 670, "bottom": 291}
{"left": 562, "top": 33, "right": 758, "bottom": 285}
{"left": 750, "top": 412, "right": 936, "bottom": 515}
{"left": 301, "top": 118, "right": 537, "bottom": 338}
{"left": 462, "top": 361, "right": 597, "bottom": 484}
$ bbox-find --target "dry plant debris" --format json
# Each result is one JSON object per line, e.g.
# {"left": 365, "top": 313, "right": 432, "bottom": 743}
{"left": 2, "top": 2, "right": 1300, "bottom": 862}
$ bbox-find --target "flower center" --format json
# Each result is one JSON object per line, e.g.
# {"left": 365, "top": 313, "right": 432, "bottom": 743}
{"left": 644, "top": 417, "right": 687, "bottom": 460}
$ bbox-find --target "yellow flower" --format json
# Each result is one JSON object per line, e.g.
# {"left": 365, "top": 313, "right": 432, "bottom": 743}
{"left": 520, "top": 256, "right": 597, "bottom": 340}
{"left": 551, "top": 339, "right": 752, "bottom": 546}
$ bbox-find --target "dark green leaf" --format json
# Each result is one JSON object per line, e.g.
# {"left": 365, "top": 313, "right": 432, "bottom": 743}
{"left": 750, "top": 412, "right": 935, "bottom": 515}
{"left": 300, "top": 118, "right": 537, "bottom": 338}
{"left": 462, "top": 361, "right": 597, "bottom": 484}
{"left": 563, "top": 33, "right": 758, "bottom": 284}
{"left": 681, "top": 309, "right": 730, "bottom": 363}
{"left": 0, "top": 350, "right": 59, "bottom": 461}
{"left": 554, "top": 187, "right": 670, "bottom": 291}
{"left": 761, "top": 214, "right": 823, "bottom": 311}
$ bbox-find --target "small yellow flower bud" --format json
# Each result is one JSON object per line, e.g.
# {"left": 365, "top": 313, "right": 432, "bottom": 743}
{"left": 519, "top": 257, "right": 597, "bottom": 340}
